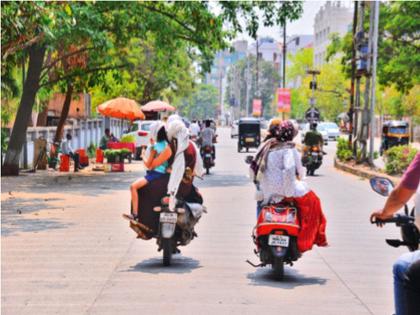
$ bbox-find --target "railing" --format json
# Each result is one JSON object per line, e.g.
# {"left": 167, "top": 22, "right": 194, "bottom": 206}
{"left": 21, "top": 117, "right": 129, "bottom": 168}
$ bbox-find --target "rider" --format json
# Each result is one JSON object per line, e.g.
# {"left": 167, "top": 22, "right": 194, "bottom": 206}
{"left": 303, "top": 122, "right": 323, "bottom": 149}
{"left": 200, "top": 120, "right": 216, "bottom": 161}
{"left": 370, "top": 152, "right": 420, "bottom": 315}
{"left": 189, "top": 120, "right": 200, "bottom": 140}
{"left": 250, "top": 120, "right": 328, "bottom": 253}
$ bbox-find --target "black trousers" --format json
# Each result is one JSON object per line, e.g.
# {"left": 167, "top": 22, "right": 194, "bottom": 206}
{"left": 69, "top": 152, "right": 80, "bottom": 171}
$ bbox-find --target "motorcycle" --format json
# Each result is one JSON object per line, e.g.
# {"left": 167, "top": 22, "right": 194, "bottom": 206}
{"left": 201, "top": 145, "right": 215, "bottom": 175}
{"left": 153, "top": 195, "right": 207, "bottom": 266}
{"left": 248, "top": 201, "right": 301, "bottom": 280}
{"left": 370, "top": 177, "right": 419, "bottom": 251}
{"left": 302, "top": 145, "right": 323, "bottom": 176}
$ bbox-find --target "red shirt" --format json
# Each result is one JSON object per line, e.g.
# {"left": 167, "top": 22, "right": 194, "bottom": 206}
{"left": 401, "top": 153, "right": 420, "bottom": 191}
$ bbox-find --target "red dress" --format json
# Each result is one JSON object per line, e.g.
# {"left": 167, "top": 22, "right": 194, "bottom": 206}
{"left": 286, "top": 191, "right": 328, "bottom": 253}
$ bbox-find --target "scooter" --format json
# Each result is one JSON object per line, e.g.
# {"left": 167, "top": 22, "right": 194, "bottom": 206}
{"left": 370, "top": 177, "right": 419, "bottom": 251}
{"left": 302, "top": 145, "right": 323, "bottom": 176}
{"left": 153, "top": 196, "right": 207, "bottom": 266}
{"left": 248, "top": 201, "right": 302, "bottom": 280}
{"left": 201, "top": 145, "right": 215, "bottom": 175}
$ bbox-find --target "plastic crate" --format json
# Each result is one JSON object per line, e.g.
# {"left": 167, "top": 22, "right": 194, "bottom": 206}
{"left": 59, "top": 155, "right": 70, "bottom": 172}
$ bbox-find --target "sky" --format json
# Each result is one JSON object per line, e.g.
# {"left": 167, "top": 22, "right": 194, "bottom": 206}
{"left": 234, "top": 1, "right": 352, "bottom": 42}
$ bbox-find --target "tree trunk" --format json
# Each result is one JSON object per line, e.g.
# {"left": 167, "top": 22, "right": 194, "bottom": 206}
{"left": 54, "top": 83, "right": 74, "bottom": 144}
{"left": 2, "top": 44, "right": 46, "bottom": 176}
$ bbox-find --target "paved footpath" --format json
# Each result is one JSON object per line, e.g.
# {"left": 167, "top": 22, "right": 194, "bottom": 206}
{"left": 2, "top": 128, "right": 406, "bottom": 315}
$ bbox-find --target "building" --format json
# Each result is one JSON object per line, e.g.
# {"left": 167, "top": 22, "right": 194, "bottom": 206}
{"left": 313, "top": 1, "right": 352, "bottom": 68}
{"left": 205, "top": 40, "right": 248, "bottom": 88}
{"left": 248, "top": 37, "right": 282, "bottom": 75}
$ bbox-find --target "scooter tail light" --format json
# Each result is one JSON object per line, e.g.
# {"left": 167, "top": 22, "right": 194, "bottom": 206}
{"left": 138, "top": 131, "right": 148, "bottom": 136}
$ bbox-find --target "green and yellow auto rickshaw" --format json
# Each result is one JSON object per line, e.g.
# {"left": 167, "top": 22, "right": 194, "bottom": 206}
{"left": 380, "top": 120, "right": 410, "bottom": 155}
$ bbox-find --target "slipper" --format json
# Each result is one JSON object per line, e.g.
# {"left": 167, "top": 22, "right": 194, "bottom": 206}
{"left": 129, "top": 221, "right": 151, "bottom": 240}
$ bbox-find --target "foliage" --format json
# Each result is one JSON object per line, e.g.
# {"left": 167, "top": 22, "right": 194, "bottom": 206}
{"left": 225, "top": 55, "right": 281, "bottom": 118}
{"left": 287, "top": 47, "right": 313, "bottom": 86}
{"left": 336, "top": 137, "right": 353, "bottom": 161}
{"left": 327, "top": 2, "right": 420, "bottom": 93}
{"left": 1, "top": 128, "right": 10, "bottom": 154}
{"left": 384, "top": 145, "right": 418, "bottom": 175}
{"left": 174, "top": 84, "right": 219, "bottom": 119}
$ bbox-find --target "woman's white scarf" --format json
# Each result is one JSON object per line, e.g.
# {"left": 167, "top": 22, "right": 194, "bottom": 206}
{"left": 143, "top": 121, "right": 164, "bottom": 160}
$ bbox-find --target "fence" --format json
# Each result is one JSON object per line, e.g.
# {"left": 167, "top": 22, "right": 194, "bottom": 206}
{"left": 21, "top": 117, "right": 129, "bottom": 168}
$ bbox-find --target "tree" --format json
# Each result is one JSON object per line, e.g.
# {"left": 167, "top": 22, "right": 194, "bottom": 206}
{"left": 2, "top": 1, "right": 303, "bottom": 175}
{"left": 328, "top": 2, "right": 420, "bottom": 93}
{"left": 225, "top": 55, "right": 280, "bottom": 118}
{"left": 174, "top": 84, "right": 219, "bottom": 119}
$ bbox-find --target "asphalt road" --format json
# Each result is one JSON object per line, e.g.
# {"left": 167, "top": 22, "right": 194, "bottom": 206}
{"left": 1, "top": 128, "right": 406, "bottom": 315}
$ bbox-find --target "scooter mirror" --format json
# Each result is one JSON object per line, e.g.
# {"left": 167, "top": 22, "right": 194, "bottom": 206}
{"left": 245, "top": 155, "right": 253, "bottom": 164}
{"left": 370, "top": 177, "right": 394, "bottom": 197}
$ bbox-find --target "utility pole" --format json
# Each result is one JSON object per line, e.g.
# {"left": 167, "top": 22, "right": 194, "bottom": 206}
{"left": 348, "top": 1, "right": 358, "bottom": 145}
{"left": 306, "top": 70, "right": 321, "bottom": 124}
{"left": 282, "top": 22, "right": 286, "bottom": 89}
{"left": 245, "top": 55, "right": 250, "bottom": 116}
{"left": 369, "top": 0, "right": 380, "bottom": 165}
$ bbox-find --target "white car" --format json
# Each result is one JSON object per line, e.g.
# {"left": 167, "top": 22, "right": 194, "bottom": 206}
{"left": 319, "top": 122, "right": 341, "bottom": 141}
{"left": 301, "top": 123, "right": 328, "bottom": 145}
{"left": 123, "top": 120, "right": 158, "bottom": 159}
{"left": 230, "top": 120, "right": 239, "bottom": 138}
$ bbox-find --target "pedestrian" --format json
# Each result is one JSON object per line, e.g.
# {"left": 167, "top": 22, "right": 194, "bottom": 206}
{"left": 99, "top": 128, "right": 111, "bottom": 150}
{"left": 60, "top": 133, "right": 82, "bottom": 172}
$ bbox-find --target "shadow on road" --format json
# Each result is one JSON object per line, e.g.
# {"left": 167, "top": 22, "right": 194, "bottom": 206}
{"left": 1, "top": 196, "right": 74, "bottom": 236}
{"left": 247, "top": 267, "right": 327, "bottom": 289}
{"left": 125, "top": 255, "right": 202, "bottom": 274}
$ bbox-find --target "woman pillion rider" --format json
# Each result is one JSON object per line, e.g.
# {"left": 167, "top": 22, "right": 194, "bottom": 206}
{"left": 129, "top": 115, "right": 204, "bottom": 238}
{"left": 250, "top": 119, "right": 328, "bottom": 253}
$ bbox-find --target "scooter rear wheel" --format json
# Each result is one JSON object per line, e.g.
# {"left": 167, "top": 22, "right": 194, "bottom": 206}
{"left": 272, "top": 257, "right": 284, "bottom": 280}
{"left": 162, "top": 239, "right": 172, "bottom": 266}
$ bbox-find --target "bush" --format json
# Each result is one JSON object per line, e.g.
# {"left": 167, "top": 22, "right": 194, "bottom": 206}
{"left": 120, "top": 134, "right": 136, "bottom": 143}
{"left": 384, "top": 145, "right": 418, "bottom": 175}
{"left": 336, "top": 137, "right": 353, "bottom": 162}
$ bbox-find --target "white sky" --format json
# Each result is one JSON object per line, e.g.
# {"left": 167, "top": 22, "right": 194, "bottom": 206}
{"left": 234, "top": 1, "right": 352, "bottom": 41}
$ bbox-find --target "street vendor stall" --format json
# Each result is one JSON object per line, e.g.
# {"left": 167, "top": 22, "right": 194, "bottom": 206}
{"left": 97, "top": 97, "right": 145, "bottom": 171}
{"left": 141, "top": 100, "right": 175, "bottom": 120}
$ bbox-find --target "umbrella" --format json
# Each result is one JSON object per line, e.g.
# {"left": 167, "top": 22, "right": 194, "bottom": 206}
{"left": 98, "top": 97, "right": 145, "bottom": 120}
{"left": 141, "top": 100, "right": 175, "bottom": 112}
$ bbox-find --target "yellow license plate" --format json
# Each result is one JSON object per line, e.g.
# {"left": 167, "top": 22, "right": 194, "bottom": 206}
{"left": 245, "top": 137, "right": 254, "bottom": 143}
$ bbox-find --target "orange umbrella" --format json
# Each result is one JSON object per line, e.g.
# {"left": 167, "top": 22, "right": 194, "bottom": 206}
{"left": 98, "top": 97, "right": 145, "bottom": 120}
{"left": 141, "top": 100, "right": 175, "bottom": 112}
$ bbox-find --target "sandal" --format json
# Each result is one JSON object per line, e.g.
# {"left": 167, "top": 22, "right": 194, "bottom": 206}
{"left": 122, "top": 213, "right": 136, "bottom": 221}
{"left": 129, "top": 221, "right": 151, "bottom": 240}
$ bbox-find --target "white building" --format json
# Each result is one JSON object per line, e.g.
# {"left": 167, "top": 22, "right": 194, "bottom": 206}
{"left": 313, "top": 1, "right": 352, "bottom": 68}
{"left": 248, "top": 37, "right": 282, "bottom": 76}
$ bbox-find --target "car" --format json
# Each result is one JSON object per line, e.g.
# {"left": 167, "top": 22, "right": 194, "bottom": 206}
{"left": 319, "top": 122, "right": 341, "bottom": 141}
{"left": 230, "top": 120, "right": 239, "bottom": 138}
{"left": 123, "top": 120, "right": 158, "bottom": 160}
{"left": 301, "top": 123, "right": 328, "bottom": 145}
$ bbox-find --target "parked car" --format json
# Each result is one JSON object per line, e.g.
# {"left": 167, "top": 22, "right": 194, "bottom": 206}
{"left": 230, "top": 120, "right": 239, "bottom": 138}
{"left": 319, "top": 122, "right": 340, "bottom": 141}
{"left": 123, "top": 120, "right": 158, "bottom": 160}
{"left": 301, "top": 123, "right": 328, "bottom": 145}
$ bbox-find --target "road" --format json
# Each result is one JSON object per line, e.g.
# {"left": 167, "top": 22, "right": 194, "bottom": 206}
{"left": 1, "top": 128, "right": 405, "bottom": 315}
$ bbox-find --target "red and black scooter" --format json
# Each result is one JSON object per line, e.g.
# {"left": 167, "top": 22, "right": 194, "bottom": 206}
{"left": 248, "top": 201, "right": 302, "bottom": 280}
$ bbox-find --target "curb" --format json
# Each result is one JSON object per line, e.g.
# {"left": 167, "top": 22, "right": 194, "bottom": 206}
{"left": 334, "top": 158, "right": 401, "bottom": 183}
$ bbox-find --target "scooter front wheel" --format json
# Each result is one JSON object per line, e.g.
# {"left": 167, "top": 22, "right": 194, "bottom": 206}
{"left": 162, "top": 238, "right": 172, "bottom": 266}
{"left": 272, "top": 257, "right": 284, "bottom": 280}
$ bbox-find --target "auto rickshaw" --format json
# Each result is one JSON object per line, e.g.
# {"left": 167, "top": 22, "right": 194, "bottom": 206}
{"left": 380, "top": 120, "right": 409, "bottom": 155}
{"left": 238, "top": 117, "right": 261, "bottom": 152}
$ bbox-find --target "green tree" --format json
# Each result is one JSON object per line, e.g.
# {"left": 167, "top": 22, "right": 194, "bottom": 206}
{"left": 175, "top": 84, "right": 219, "bottom": 119}
{"left": 225, "top": 55, "right": 280, "bottom": 118}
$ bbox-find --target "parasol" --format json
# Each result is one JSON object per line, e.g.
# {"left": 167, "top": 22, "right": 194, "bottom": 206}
{"left": 141, "top": 100, "right": 175, "bottom": 112}
{"left": 98, "top": 97, "right": 145, "bottom": 120}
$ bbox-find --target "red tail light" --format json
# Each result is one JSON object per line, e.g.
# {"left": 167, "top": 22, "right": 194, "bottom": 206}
{"left": 138, "top": 131, "right": 148, "bottom": 136}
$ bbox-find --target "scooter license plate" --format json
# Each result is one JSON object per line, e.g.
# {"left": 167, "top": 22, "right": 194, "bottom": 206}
{"left": 245, "top": 137, "right": 254, "bottom": 143}
{"left": 311, "top": 152, "right": 319, "bottom": 156}
{"left": 160, "top": 212, "right": 177, "bottom": 224}
{"left": 205, "top": 153, "right": 212, "bottom": 158}
{"left": 268, "top": 235, "right": 289, "bottom": 247}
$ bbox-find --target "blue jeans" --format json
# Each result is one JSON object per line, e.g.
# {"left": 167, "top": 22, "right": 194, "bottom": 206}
{"left": 393, "top": 250, "right": 420, "bottom": 315}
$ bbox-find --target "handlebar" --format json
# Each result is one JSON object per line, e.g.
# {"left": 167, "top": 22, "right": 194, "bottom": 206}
{"left": 371, "top": 214, "right": 415, "bottom": 226}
